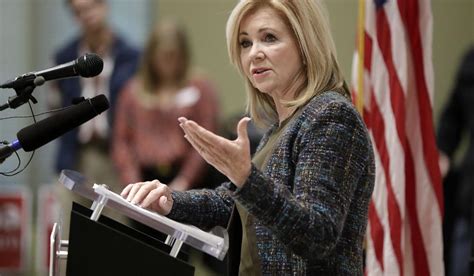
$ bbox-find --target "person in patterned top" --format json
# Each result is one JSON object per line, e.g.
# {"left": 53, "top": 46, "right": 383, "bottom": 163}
{"left": 112, "top": 20, "right": 219, "bottom": 191}
{"left": 121, "top": 0, "right": 375, "bottom": 275}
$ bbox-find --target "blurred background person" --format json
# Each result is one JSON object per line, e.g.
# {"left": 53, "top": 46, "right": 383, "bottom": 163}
{"left": 50, "top": 0, "right": 140, "bottom": 242}
{"left": 437, "top": 45, "right": 474, "bottom": 276}
{"left": 112, "top": 19, "right": 219, "bottom": 192}
{"left": 51, "top": 0, "right": 139, "bottom": 183}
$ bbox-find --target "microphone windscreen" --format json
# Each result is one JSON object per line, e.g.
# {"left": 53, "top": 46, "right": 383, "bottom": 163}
{"left": 17, "top": 95, "right": 109, "bottom": 151}
{"left": 76, "top": 53, "right": 104, "bottom": 78}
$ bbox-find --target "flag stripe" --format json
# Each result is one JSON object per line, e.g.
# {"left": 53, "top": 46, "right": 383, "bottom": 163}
{"left": 405, "top": 85, "right": 444, "bottom": 274}
{"left": 365, "top": 24, "right": 407, "bottom": 273}
{"left": 368, "top": 200, "right": 385, "bottom": 270}
{"left": 351, "top": 0, "right": 444, "bottom": 275}
{"left": 366, "top": 222, "right": 384, "bottom": 275}
{"left": 368, "top": 90, "right": 403, "bottom": 271}
{"left": 396, "top": 0, "right": 443, "bottom": 215}
{"left": 398, "top": 0, "right": 444, "bottom": 273}
{"left": 404, "top": 149, "right": 430, "bottom": 275}
{"left": 375, "top": 8, "right": 432, "bottom": 275}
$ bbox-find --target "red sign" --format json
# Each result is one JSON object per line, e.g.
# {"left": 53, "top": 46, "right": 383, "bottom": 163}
{"left": 0, "top": 189, "right": 28, "bottom": 271}
{"left": 37, "top": 184, "right": 61, "bottom": 271}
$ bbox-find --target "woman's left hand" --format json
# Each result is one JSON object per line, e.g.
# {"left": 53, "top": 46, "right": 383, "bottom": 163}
{"left": 178, "top": 116, "right": 252, "bottom": 188}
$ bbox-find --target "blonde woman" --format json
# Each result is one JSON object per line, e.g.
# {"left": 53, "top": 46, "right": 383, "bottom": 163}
{"left": 122, "top": 1, "right": 375, "bottom": 274}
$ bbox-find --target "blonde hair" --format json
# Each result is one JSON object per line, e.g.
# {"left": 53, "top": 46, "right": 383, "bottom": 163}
{"left": 138, "top": 19, "right": 190, "bottom": 93}
{"left": 226, "top": 0, "right": 348, "bottom": 127}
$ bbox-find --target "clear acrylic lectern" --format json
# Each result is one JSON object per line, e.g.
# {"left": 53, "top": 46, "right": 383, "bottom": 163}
{"left": 49, "top": 169, "right": 229, "bottom": 276}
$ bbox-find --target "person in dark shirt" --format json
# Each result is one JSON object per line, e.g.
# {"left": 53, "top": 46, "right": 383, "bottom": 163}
{"left": 437, "top": 46, "right": 474, "bottom": 276}
{"left": 52, "top": 0, "right": 139, "bottom": 182}
{"left": 52, "top": 0, "right": 139, "bottom": 240}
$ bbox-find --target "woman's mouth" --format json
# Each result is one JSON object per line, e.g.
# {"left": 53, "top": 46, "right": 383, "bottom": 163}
{"left": 252, "top": 68, "right": 270, "bottom": 77}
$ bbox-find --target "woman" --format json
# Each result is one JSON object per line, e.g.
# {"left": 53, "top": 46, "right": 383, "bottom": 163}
{"left": 112, "top": 20, "right": 219, "bottom": 191}
{"left": 122, "top": 0, "right": 375, "bottom": 274}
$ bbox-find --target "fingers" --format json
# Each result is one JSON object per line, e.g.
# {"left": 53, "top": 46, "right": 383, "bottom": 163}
{"left": 120, "top": 183, "right": 134, "bottom": 198}
{"left": 236, "top": 117, "right": 251, "bottom": 143}
{"left": 130, "top": 182, "right": 157, "bottom": 205}
{"left": 182, "top": 124, "right": 227, "bottom": 170}
{"left": 186, "top": 127, "right": 218, "bottom": 155}
{"left": 177, "top": 116, "right": 252, "bottom": 186}
{"left": 141, "top": 188, "right": 165, "bottom": 208}
{"left": 179, "top": 118, "right": 220, "bottom": 157}
{"left": 126, "top": 182, "right": 145, "bottom": 202}
{"left": 142, "top": 186, "right": 173, "bottom": 215}
{"left": 119, "top": 180, "right": 173, "bottom": 215}
{"left": 121, "top": 180, "right": 159, "bottom": 205}
{"left": 183, "top": 131, "right": 216, "bottom": 164}
{"left": 178, "top": 117, "right": 187, "bottom": 124}
{"left": 179, "top": 117, "right": 227, "bottom": 147}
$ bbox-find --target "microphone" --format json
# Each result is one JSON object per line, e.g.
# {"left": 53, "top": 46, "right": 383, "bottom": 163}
{"left": 0, "top": 94, "right": 109, "bottom": 162}
{"left": 0, "top": 53, "right": 104, "bottom": 89}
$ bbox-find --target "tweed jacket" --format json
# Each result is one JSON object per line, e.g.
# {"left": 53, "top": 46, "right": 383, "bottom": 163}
{"left": 169, "top": 91, "right": 375, "bottom": 275}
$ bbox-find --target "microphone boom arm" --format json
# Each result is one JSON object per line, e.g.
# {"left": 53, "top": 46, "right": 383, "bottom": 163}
{"left": 0, "top": 75, "right": 43, "bottom": 111}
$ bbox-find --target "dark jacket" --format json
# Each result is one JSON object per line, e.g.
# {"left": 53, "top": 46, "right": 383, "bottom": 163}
{"left": 437, "top": 46, "right": 474, "bottom": 217}
{"left": 169, "top": 91, "right": 375, "bottom": 275}
{"left": 54, "top": 35, "right": 139, "bottom": 172}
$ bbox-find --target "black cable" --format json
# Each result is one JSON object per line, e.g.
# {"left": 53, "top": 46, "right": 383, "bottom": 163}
{"left": 0, "top": 140, "right": 21, "bottom": 176}
{"left": 2, "top": 150, "right": 35, "bottom": 177}
{"left": 0, "top": 101, "right": 37, "bottom": 176}
{"left": 0, "top": 106, "right": 71, "bottom": 121}
{"left": 29, "top": 101, "right": 37, "bottom": 123}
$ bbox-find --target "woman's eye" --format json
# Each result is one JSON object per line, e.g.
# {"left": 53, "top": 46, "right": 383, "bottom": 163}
{"left": 264, "top": 34, "right": 277, "bottom": 42}
{"left": 240, "top": 40, "right": 252, "bottom": 48}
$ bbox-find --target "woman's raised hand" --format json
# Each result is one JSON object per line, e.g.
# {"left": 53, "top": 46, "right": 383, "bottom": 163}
{"left": 178, "top": 116, "right": 252, "bottom": 188}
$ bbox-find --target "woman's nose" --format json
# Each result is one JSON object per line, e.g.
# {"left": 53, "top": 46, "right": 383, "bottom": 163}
{"left": 249, "top": 43, "right": 264, "bottom": 61}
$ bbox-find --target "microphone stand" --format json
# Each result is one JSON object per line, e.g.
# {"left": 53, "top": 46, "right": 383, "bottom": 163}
{"left": 0, "top": 75, "right": 44, "bottom": 111}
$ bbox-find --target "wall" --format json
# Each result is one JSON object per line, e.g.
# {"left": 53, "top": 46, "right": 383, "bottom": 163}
{"left": 431, "top": 0, "right": 473, "bottom": 117}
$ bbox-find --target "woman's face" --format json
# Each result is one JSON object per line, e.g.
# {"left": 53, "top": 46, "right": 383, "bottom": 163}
{"left": 153, "top": 44, "right": 185, "bottom": 82}
{"left": 239, "top": 7, "right": 304, "bottom": 98}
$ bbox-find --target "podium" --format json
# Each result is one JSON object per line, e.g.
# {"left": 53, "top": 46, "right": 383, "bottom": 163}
{"left": 50, "top": 170, "right": 229, "bottom": 276}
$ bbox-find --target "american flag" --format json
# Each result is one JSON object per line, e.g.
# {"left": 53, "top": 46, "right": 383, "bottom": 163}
{"left": 350, "top": 0, "right": 444, "bottom": 275}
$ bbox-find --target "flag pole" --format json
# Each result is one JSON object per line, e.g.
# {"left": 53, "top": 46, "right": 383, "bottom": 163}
{"left": 356, "top": 0, "right": 365, "bottom": 114}
{"left": 357, "top": 1, "right": 369, "bottom": 269}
